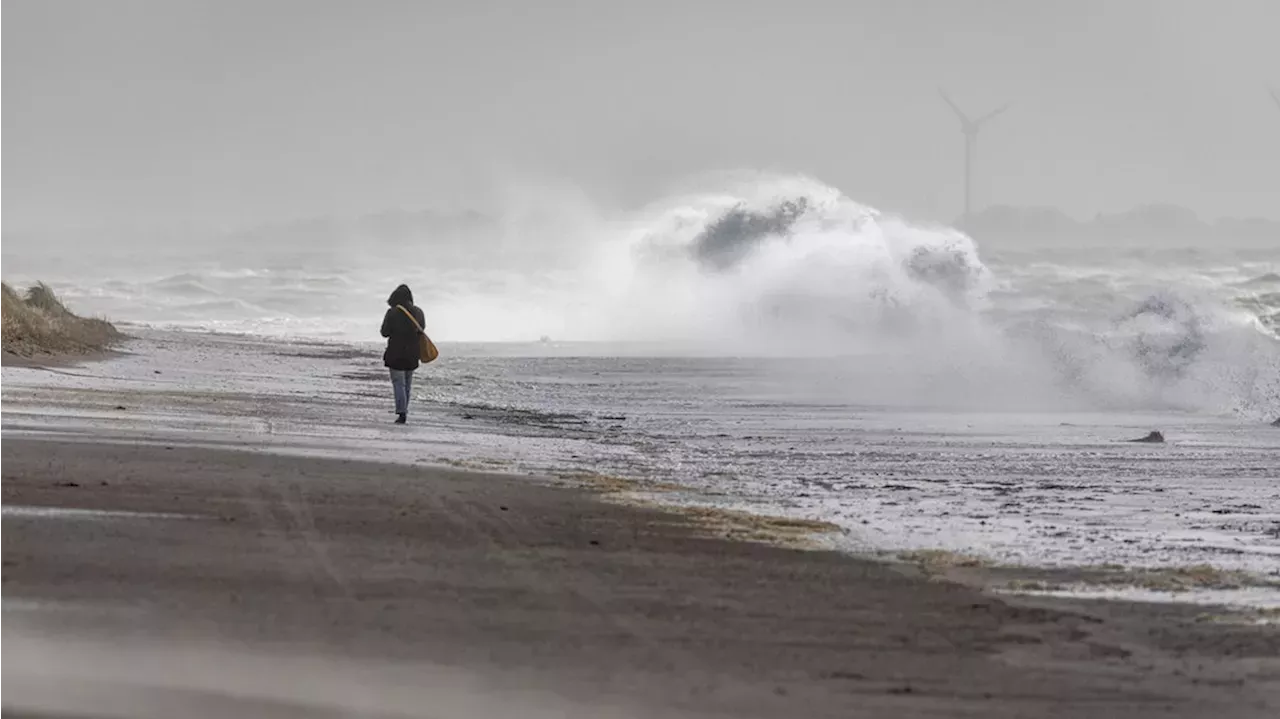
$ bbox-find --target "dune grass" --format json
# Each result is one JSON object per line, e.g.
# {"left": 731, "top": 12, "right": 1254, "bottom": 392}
{"left": 1, "top": 282, "right": 121, "bottom": 357}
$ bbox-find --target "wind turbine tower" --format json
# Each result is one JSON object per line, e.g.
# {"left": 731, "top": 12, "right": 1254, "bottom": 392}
{"left": 939, "top": 89, "right": 1011, "bottom": 227}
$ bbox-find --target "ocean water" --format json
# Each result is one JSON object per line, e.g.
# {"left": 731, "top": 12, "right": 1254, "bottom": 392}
{"left": 4, "top": 173, "right": 1278, "bottom": 587}
{"left": 6, "top": 174, "right": 1278, "bottom": 347}
{"left": 8, "top": 174, "right": 1279, "bottom": 418}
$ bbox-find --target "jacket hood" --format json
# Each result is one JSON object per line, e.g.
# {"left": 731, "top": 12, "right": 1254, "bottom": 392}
{"left": 387, "top": 284, "right": 414, "bottom": 307}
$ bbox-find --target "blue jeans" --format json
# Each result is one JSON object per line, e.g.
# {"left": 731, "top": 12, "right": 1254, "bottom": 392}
{"left": 390, "top": 369, "right": 414, "bottom": 415}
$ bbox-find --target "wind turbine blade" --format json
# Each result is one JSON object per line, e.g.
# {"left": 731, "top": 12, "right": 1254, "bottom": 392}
{"left": 937, "top": 88, "right": 972, "bottom": 124}
{"left": 1271, "top": 87, "right": 1280, "bottom": 111}
{"left": 975, "top": 102, "right": 1012, "bottom": 126}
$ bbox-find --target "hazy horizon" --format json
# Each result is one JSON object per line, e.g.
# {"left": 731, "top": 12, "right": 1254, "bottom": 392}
{"left": 5, "top": 0, "right": 1280, "bottom": 240}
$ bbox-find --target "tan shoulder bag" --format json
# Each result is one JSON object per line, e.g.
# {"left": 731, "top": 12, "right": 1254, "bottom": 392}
{"left": 397, "top": 305, "right": 439, "bottom": 364}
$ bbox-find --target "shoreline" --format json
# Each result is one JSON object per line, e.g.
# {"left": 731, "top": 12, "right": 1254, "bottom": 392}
{"left": 3, "top": 328, "right": 1278, "bottom": 609}
{"left": 4, "top": 437, "right": 1278, "bottom": 717}
{"left": 573, "top": 471, "right": 1280, "bottom": 613}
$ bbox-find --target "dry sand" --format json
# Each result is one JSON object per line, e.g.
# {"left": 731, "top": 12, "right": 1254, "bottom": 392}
{"left": 3, "top": 439, "right": 1278, "bottom": 718}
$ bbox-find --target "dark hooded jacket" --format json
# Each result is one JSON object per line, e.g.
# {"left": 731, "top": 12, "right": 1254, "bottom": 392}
{"left": 381, "top": 284, "right": 427, "bottom": 371}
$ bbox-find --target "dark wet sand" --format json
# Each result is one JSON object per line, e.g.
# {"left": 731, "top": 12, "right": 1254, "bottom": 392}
{"left": 3, "top": 439, "right": 1278, "bottom": 718}
{"left": 1, "top": 348, "right": 122, "bottom": 369}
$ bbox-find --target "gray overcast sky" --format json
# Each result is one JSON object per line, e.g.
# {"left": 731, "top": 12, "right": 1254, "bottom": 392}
{"left": 4, "top": 0, "right": 1280, "bottom": 234}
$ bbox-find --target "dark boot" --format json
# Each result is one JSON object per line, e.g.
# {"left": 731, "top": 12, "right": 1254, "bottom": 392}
{"left": 395, "top": 413, "right": 407, "bottom": 424}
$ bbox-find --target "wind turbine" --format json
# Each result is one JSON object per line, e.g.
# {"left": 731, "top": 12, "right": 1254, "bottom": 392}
{"left": 939, "top": 88, "right": 1011, "bottom": 227}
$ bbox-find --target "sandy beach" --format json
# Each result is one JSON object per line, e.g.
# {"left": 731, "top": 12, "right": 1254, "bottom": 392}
{"left": 2, "top": 331, "right": 1278, "bottom": 717}
{"left": 3, "top": 438, "right": 1278, "bottom": 718}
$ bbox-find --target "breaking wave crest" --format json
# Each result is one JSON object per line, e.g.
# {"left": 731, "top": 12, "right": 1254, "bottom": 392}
{"left": 582, "top": 175, "right": 993, "bottom": 349}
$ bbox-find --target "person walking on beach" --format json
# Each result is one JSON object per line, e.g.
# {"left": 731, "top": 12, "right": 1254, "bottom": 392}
{"left": 381, "top": 284, "right": 428, "bottom": 424}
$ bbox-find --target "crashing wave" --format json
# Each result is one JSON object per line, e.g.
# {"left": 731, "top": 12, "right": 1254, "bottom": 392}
{"left": 692, "top": 197, "right": 813, "bottom": 270}
{"left": 1114, "top": 294, "right": 1207, "bottom": 379}
{"left": 601, "top": 175, "right": 993, "bottom": 346}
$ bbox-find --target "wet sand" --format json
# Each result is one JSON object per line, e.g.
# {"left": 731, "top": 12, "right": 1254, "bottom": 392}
{"left": 3, "top": 439, "right": 1278, "bottom": 718}
{"left": 0, "top": 349, "right": 120, "bottom": 369}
